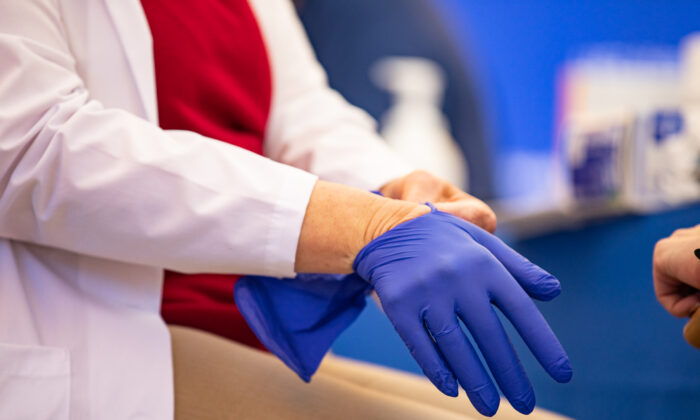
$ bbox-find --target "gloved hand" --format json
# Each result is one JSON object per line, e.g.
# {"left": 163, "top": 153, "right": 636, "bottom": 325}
{"left": 354, "top": 204, "right": 572, "bottom": 416}
{"left": 234, "top": 273, "right": 371, "bottom": 381}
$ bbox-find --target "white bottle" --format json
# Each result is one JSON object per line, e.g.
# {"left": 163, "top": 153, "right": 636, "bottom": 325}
{"left": 372, "top": 57, "right": 468, "bottom": 190}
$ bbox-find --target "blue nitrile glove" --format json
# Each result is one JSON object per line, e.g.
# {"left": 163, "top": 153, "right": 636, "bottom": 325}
{"left": 234, "top": 273, "right": 371, "bottom": 381}
{"left": 353, "top": 204, "right": 572, "bottom": 417}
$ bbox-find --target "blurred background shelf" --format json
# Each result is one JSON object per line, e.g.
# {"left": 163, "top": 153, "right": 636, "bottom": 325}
{"left": 495, "top": 202, "right": 630, "bottom": 239}
{"left": 494, "top": 199, "right": 700, "bottom": 239}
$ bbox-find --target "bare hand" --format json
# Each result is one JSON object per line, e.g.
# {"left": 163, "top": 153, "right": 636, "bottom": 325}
{"left": 380, "top": 170, "right": 497, "bottom": 233}
{"left": 653, "top": 225, "right": 700, "bottom": 317}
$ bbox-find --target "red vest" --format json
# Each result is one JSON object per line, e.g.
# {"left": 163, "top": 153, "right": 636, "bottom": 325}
{"left": 141, "top": 0, "right": 271, "bottom": 350}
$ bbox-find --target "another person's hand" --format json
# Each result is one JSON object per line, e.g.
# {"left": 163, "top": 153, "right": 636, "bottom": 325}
{"left": 354, "top": 205, "right": 572, "bottom": 416}
{"left": 380, "top": 170, "right": 497, "bottom": 233}
{"left": 653, "top": 225, "right": 700, "bottom": 317}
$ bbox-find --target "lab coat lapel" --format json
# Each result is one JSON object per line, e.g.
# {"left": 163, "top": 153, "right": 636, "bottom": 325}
{"left": 102, "top": 0, "right": 158, "bottom": 123}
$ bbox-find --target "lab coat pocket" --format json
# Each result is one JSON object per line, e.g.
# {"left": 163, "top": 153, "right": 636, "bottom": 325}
{"left": 0, "top": 343, "right": 70, "bottom": 420}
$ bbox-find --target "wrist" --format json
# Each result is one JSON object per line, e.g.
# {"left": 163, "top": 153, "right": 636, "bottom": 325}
{"left": 294, "top": 180, "right": 430, "bottom": 274}
{"left": 362, "top": 199, "right": 431, "bottom": 245}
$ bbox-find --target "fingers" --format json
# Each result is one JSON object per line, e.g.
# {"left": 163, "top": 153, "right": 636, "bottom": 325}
{"left": 423, "top": 311, "right": 501, "bottom": 417}
{"left": 674, "top": 292, "right": 700, "bottom": 317}
{"left": 435, "top": 200, "right": 497, "bottom": 233}
{"left": 389, "top": 315, "right": 459, "bottom": 398}
{"left": 380, "top": 170, "right": 498, "bottom": 232}
{"left": 490, "top": 274, "right": 573, "bottom": 384}
{"left": 453, "top": 295, "right": 536, "bottom": 415}
{"left": 457, "top": 219, "right": 562, "bottom": 301}
{"left": 657, "top": 286, "right": 700, "bottom": 318}
{"left": 404, "top": 171, "right": 497, "bottom": 233}
{"left": 380, "top": 170, "right": 443, "bottom": 202}
{"left": 654, "top": 264, "right": 695, "bottom": 317}
{"left": 653, "top": 235, "right": 700, "bottom": 316}
{"left": 654, "top": 237, "right": 700, "bottom": 291}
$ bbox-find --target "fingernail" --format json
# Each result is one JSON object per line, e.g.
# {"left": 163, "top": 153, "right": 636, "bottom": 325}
{"left": 544, "top": 279, "right": 561, "bottom": 291}
{"left": 553, "top": 358, "right": 573, "bottom": 383}
{"left": 690, "top": 302, "right": 700, "bottom": 316}
{"left": 445, "top": 380, "right": 459, "bottom": 397}
{"left": 510, "top": 392, "right": 536, "bottom": 415}
{"left": 467, "top": 390, "right": 499, "bottom": 417}
{"left": 441, "top": 372, "right": 459, "bottom": 397}
{"left": 539, "top": 278, "right": 562, "bottom": 298}
{"left": 542, "top": 274, "right": 560, "bottom": 286}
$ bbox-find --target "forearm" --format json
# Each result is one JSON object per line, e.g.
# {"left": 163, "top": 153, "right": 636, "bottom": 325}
{"left": 294, "top": 180, "right": 429, "bottom": 273}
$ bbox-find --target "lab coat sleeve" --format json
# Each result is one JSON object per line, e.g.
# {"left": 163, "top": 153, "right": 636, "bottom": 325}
{"left": 0, "top": 1, "right": 317, "bottom": 277}
{"left": 250, "top": 0, "right": 415, "bottom": 191}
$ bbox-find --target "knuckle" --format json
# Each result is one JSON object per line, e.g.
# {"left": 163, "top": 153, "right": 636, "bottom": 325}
{"left": 652, "top": 254, "right": 663, "bottom": 271}
{"left": 468, "top": 204, "right": 497, "bottom": 232}
{"left": 467, "top": 382, "right": 491, "bottom": 394}
{"left": 378, "top": 289, "right": 404, "bottom": 310}
{"left": 432, "top": 253, "right": 459, "bottom": 277}
{"left": 429, "top": 322, "right": 460, "bottom": 339}
{"left": 409, "top": 169, "right": 433, "bottom": 180}
{"left": 468, "top": 248, "right": 496, "bottom": 270}
{"left": 672, "top": 227, "right": 689, "bottom": 237}
{"left": 653, "top": 239, "right": 668, "bottom": 257}
{"left": 379, "top": 283, "right": 424, "bottom": 310}
{"left": 482, "top": 210, "right": 498, "bottom": 233}
{"left": 652, "top": 244, "right": 670, "bottom": 271}
{"left": 408, "top": 170, "right": 441, "bottom": 187}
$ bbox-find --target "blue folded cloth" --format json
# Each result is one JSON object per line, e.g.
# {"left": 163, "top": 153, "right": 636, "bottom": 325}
{"left": 234, "top": 273, "right": 371, "bottom": 381}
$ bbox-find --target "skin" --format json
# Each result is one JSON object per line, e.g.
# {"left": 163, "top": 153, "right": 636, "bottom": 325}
{"left": 653, "top": 225, "right": 700, "bottom": 318}
{"left": 380, "top": 170, "right": 497, "bottom": 234}
{"left": 294, "top": 170, "right": 497, "bottom": 274}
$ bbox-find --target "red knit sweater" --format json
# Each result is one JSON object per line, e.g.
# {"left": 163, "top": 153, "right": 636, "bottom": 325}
{"left": 140, "top": 0, "right": 272, "bottom": 350}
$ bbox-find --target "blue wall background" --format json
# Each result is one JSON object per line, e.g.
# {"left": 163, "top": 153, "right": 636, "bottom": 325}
{"left": 300, "top": 1, "right": 700, "bottom": 419}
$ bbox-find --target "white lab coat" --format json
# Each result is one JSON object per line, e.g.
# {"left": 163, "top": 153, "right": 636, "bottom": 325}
{"left": 0, "top": 0, "right": 411, "bottom": 418}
